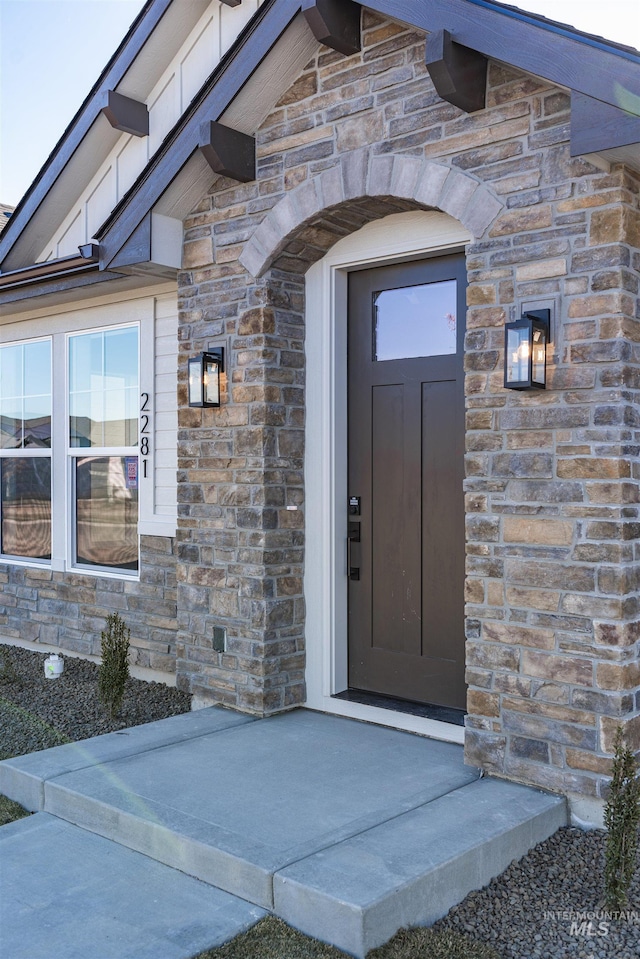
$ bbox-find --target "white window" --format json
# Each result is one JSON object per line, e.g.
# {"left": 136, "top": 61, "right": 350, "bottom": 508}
{"left": 0, "top": 296, "right": 178, "bottom": 575}
{"left": 68, "top": 325, "right": 140, "bottom": 573}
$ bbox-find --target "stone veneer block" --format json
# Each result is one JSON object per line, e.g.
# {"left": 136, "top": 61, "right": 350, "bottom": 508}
{"left": 413, "top": 161, "right": 449, "bottom": 208}
{"left": 319, "top": 164, "right": 345, "bottom": 209}
{"left": 367, "top": 155, "right": 395, "bottom": 195}
{"left": 253, "top": 214, "right": 286, "bottom": 268}
{"left": 341, "top": 148, "right": 369, "bottom": 200}
{"left": 462, "top": 187, "right": 503, "bottom": 237}
{"left": 390, "top": 155, "right": 423, "bottom": 199}
{"left": 238, "top": 233, "right": 268, "bottom": 277}
{"left": 439, "top": 169, "right": 479, "bottom": 222}
{"left": 271, "top": 194, "right": 298, "bottom": 238}
{"left": 292, "top": 177, "right": 323, "bottom": 222}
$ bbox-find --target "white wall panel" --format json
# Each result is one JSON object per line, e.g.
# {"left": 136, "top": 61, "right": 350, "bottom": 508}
{"left": 149, "top": 74, "right": 178, "bottom": 155}
{"left": 86, "top": 167, "right": 117, "bottom": 240}
{"left": 57, "top": 211, "right": 84, "bottom": 258}
{"left": 152, "top": 294, "right": 178, "bottom": 521}
{"left": 117, "top": 135, "right": 148, "bottom": 199}
{"left": 220, "top": 0, "right": 260, "bottom": 54}
{"left": 181, "top": 16, "right": 218, "bottom": 109}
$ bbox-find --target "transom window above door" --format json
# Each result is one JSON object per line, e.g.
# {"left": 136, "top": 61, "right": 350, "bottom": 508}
{"left": 374, "top": 279, "right": 457, "bottom": 361}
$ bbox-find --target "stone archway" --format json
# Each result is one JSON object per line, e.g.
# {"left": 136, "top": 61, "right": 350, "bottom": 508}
{"left": 239, "top": 151, "right": 503, "bottom": 278}
{"left": 177, "top": 150, "right": 504, "bottom": 719}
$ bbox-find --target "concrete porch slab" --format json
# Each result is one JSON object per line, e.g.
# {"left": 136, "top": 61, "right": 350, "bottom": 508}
{"left": 274, "top": 776, "right": 568, "bottom": 956}
{"left": 0, "top": 708, "right": 568, "bottom": 959}
{"left": 0, "top": 705, "right": 256, "bottom": 812}
{"left": 0, "top": 813, "right": 265, "bottom": 959}
{"left": 42, "top": 710, "right": 478, "bottom": 908}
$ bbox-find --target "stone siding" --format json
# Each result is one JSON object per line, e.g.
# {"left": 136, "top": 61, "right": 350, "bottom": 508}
{"left": 0, "top": 535, "right": 178, "bottom": 672}
{"left": 177, "top": 9, "right": 640, "bottom": 799}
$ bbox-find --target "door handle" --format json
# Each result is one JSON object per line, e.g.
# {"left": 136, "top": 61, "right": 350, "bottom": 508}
{"left": 348, "top": 522, "right": 360, "bottom": 580}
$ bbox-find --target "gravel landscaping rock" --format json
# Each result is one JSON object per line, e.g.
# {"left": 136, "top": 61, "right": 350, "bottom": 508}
{"left": 0, "top": 645, "right": 191, "bottom": 759}
{"left": 432, "top": 825, "right": 640, "bottom": 959}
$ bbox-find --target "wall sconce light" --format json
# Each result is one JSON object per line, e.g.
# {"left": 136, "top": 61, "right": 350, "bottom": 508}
{"left": 504, "top": 310, "right": 550, "bottom": 390}
{"left": 188, "top": 349, "right": 224, "bottom": 407}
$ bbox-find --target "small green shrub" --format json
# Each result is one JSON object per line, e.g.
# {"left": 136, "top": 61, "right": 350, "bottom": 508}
{"left": 0, "top": 646, "right": 19, "bottom": 684}
{"left": 98, "top": 613, "right": 130, "bottom": 719}
{"left": 604, "top": 725, "right": 640, "bottom": 910}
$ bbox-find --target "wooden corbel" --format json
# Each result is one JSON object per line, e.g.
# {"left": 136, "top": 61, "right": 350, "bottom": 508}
{"left": 426, "top": 29, "right": 487, "bottom": 114}
{"left": 302, "top": 0, "right": 361, "bottom": 57}
{"left": 199, "top": 120, "right": 256, "bottom": 182}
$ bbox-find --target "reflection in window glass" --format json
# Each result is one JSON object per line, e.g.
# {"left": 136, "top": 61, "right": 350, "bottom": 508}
{"left": 75, "top": 457, "right": 138, "bottom": 570}
{"left": 0, "top": 340, "right": 51, "bottom": 448}
{"left": 69, "top": 327, "right": 139, "bottom": 447}
{"left": 375, "top": 280, "right": 457, "bottom": 361}
{"left": 1, "top": 459, "right": 51, "bottom": 559}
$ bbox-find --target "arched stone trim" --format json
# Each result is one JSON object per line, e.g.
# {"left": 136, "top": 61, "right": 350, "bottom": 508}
{"left": 239, "top": 149, "right": 504, "bottom": 278}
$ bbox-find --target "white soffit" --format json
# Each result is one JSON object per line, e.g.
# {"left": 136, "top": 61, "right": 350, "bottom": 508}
{"left": 117, "top": 0, "right": 212, "bottom": 101}
{"left": 220, "top": 12, "right": 319, "bottom": 134}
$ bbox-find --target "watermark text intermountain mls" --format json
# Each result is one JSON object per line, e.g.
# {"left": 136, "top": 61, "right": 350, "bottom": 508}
{"left": 543, "top": 910, "right": 640, "bottom": 938}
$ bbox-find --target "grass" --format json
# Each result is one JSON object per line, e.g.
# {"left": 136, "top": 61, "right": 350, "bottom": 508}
{"left": 0, "top": 792, "right": 30, "bottom": 827}
{"left": 192, "top": 917, "right": 501, "bottom": 959}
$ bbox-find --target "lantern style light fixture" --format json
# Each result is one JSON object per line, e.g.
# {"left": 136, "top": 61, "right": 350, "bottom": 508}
{"left": 504, "top": 309, "right": 550, "bottom": 390}
{"left": 188, "top": 349, "right": 224, "bottom": 407}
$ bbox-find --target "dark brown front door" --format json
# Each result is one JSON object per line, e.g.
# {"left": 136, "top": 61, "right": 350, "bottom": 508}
{"left": 347, "top": 254, "right": 466, "bottom": 711}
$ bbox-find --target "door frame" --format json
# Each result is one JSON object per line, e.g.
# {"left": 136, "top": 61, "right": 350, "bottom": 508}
{"left": 304, "top": 210, "right": 471, "bottom": 744}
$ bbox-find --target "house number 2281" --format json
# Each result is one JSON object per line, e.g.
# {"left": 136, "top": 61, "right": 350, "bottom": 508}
{"left": 140, "top": 393, "right": 151, "bottom": 478}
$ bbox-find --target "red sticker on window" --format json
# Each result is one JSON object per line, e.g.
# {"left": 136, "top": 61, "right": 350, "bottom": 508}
{"left": 125, "top": 457, "right": 138, "bottom": 490}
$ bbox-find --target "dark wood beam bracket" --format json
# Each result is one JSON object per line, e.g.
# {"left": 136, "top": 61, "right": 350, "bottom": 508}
{"left": 425, "top": 29, "right": 487, "bottom": 113}
{"left": 100, "top": 89, "right": 149, "bottom": 137}
{"left": 571, "top": 91, "right": 640, "bottom": 156}
{"left": 199, "top": 120, "right": 256, "bottom": 182}
{"left": 302, "top": 0, "right": 361, "bottom": 57}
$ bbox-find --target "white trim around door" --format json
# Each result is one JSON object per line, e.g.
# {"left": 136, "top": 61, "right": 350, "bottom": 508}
{"left": 303, "top": 210, "right": 472, "bottom": 745}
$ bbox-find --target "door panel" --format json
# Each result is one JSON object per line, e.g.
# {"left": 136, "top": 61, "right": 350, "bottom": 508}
{"left": 347, "top": 254, "right": 466, "bottom": 711}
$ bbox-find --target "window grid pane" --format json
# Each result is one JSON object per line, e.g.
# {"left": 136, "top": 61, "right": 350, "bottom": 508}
{"left": 75, "top": 457, "right": 138, "bottom": 571}
{"left": 1, "top": 458, "right": 51, "bottom": 560}
{"left": 0, "top": 341, "right": 52, "bottom": 449}
{"left": 69, "top": 327, "right": 139, "bottom": 449}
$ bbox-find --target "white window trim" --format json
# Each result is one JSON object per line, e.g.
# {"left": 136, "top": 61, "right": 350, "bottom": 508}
{"left": 304, "top": 210, "right": 471, "bottom": 746}
{"left": 1, "top": 296, "right": 175, "bottom": 577}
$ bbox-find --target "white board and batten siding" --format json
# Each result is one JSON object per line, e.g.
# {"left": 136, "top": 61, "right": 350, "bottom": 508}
{"left": 141, "top": 292, "right": 179, "bottom": 538}
{"left": 38, "top": 0, "right": 265, "bottom": 263}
